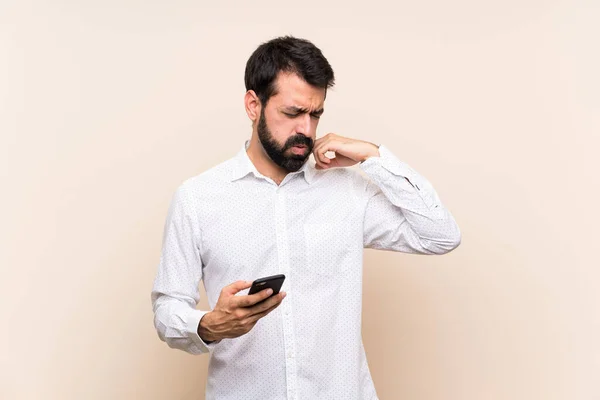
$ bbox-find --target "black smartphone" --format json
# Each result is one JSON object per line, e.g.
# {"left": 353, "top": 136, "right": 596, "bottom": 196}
{"left": 248, "top": 274, "right": 285, "bottom": 299}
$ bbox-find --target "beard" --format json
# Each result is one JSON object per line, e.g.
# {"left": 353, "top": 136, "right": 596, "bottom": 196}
{"left": 257, "top": 109, "right": 314, "bottom": 172}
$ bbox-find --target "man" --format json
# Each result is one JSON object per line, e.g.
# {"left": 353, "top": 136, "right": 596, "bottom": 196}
{"left": 151, "top": 36, "right": 461, "bottom": 400}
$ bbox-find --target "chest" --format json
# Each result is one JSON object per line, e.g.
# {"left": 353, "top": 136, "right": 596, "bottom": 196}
{"left": 197, "top": 181, "right": 365, "bottom": 284}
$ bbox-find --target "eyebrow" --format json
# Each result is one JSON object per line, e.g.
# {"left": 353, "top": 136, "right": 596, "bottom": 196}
{"left": 284, "top": 106, "right": 324, "bottom": 116}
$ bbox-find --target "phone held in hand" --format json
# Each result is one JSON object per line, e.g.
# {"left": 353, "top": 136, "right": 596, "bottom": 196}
{"left": 248, "top": 274, "right": 285, "bottom": 299}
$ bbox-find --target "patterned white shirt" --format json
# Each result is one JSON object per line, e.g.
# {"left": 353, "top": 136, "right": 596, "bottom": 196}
{"left": 151, "top": 140, "right": 461, "bottom": 400}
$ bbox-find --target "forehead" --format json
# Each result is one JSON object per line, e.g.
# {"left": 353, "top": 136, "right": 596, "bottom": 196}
{"left": 269, "top": 72, "right": 326, "bottom": 109}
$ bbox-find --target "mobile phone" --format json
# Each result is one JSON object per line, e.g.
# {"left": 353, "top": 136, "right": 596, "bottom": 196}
{"left": 248, "top": 274, "right": 285, "bottom": 299}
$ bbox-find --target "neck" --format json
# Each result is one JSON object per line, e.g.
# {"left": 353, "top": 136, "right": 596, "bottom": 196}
{"left": 246, "top": 134, "right": 288, "bottom": 185}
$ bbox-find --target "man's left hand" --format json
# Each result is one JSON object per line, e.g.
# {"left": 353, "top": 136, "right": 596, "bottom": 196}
{"left": 312, "top": 133, "right": 380, "bottom": 170}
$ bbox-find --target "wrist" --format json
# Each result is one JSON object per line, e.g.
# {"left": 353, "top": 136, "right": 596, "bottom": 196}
{"left": 197, "top": 312, "right": 219, "bottom": 343}
{"left": 361, "top": 143, "right": 380, "bottom": 162}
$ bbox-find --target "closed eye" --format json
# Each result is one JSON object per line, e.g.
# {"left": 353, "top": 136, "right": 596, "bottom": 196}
{"left": 282, "top": 107, "right": 324, "bottom": 119}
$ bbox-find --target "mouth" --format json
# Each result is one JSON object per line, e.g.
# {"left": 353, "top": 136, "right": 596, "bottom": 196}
{"left": 290, "top": 145, "right": 308, "bottom": 155}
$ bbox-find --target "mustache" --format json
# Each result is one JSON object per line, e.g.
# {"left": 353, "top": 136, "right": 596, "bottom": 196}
{"left": 284, "top": 135, "right": 313, "bottom": 150}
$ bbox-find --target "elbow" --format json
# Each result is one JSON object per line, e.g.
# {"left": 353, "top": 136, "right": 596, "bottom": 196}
{"left": 438, "top": 222, "right": 462, "bottom": 254}
{"left": 424, "top": 222, "right": 461, "bottom": 255}
{"left": 446, "top": 230, "right": 462, "bottom": 253}
{"left": 153, "top": 317, "right": 174, "bottom": 348}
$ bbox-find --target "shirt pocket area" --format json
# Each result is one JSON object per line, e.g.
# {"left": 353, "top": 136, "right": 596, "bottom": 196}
{"left": 303, "top": 222, "right": 361, "bottom": 277}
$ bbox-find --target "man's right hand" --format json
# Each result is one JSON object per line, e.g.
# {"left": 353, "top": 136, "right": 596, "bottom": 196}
{"left": 197, "top": 280, "right": 286, "bottom": 343}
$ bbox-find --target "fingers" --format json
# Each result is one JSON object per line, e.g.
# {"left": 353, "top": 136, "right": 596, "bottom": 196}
{"left": 212, "top": 283, "right": 286, "bottom": 340}
{"left": 246, "top": 298, "right": 284, "bottom": 324}
{"left": 313, "top": 139, "right": 332, "bottom": 169}
{"left": 229, "top": 291, "right": 285, "bottom": 329}
{"left": 246, "top": 291, "right": 286, "bottom": 316}
{"left": 314, "top": 133, "right": 364, "bottom": 169}
{"left": 314, "top": 133, "right": 348, "bottom": 169}
{"left": 316, "top": 152, "right": 332, "bottom": 169}
{"left": 233, "top": 286, "right": 276, "bottom": 308}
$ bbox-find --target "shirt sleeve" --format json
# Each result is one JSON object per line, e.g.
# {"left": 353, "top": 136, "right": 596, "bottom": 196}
{"left": 359, "top": 144, "right": 461, "bottom": 254}
{"left": 151, "top": 183, "right": 219, "bottom": 354}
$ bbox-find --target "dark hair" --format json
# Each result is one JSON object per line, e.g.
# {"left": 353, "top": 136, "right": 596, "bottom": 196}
{"left": 244, "top": 36, "right": 335, "bottom": 106}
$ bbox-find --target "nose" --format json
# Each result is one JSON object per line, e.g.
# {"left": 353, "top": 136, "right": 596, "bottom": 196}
{"left": 296, "top": 113, "right": 312, "bottom": 136}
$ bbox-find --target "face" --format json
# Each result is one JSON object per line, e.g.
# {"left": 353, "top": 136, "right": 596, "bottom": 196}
{"left": 257, "top": 72, "right": 326, "bottom": 172}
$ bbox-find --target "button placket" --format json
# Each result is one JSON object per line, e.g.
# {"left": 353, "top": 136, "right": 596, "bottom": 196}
{"left": 274, "top": 189, "right": 299, "bottom": 399}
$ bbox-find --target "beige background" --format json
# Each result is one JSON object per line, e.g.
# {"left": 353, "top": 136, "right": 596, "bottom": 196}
{"left": 1, "top": 0, "right": 599, "bottom": 399}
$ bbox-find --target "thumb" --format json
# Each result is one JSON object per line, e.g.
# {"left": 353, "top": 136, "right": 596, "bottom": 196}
{"left": 223, "top": 280, "right": 253, "bottom": 295}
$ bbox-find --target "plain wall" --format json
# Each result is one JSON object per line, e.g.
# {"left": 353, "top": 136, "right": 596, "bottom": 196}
{"left": 1, "top": 0, "right": 598, "bottom": 399}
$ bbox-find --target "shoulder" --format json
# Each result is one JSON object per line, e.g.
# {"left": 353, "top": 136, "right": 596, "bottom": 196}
{"left": 174, "top": 155, "right": 239, "bottom": 202}
{"left": 185, "top": 153, "right": 239, "bottom": 187}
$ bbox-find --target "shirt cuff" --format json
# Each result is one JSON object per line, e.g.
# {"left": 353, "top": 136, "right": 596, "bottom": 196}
{"left": 186, "top": 309, "right": 220, "bottom": 352}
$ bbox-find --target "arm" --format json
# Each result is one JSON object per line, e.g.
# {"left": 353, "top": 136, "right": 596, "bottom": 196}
{"left": 359, "top": 145, "right": 461, "bottom": 254}
{"left": 151, "top": 183, "right": 286, "bottom": 354}
{"left": 151, "top": 183, "right": 215, "bottom": 354}
{"left": 311, "top": 134, "right": 460, "bottom": 254}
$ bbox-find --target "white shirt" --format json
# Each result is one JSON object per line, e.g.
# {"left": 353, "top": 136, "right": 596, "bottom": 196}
{"left": 151, "top": 141, "right": 461, "bottom": 400}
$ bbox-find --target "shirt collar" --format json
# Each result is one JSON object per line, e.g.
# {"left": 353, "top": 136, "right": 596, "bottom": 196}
{"left": 230, "top": 140, "right": 315, "bottom": 185}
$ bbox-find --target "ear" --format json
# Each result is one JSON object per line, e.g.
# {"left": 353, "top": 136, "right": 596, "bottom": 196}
{"left": 244, "top": 90, "right": 261, "bottom": 123}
